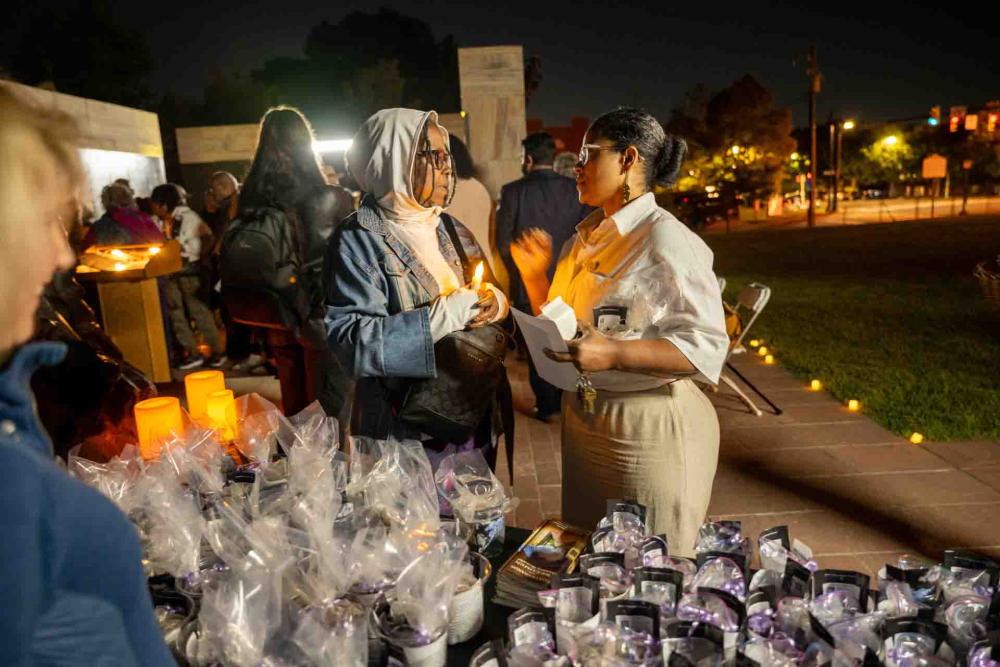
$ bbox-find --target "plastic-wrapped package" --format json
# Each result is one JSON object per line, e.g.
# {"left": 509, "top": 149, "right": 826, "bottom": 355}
{"left": 662, "top": 620, "right": 725, "bottom": 667}
{"left": 197, "top": 568, "right": 282, "bottom": 667}
{"left": 348, "top": 437, "right": 439, "bottom": 529}
{"left": 292, "top": 598, "right": 368, "bottom": 667}
{"left": 969, "top": 641, "right": 1000, "bottom": 667}
{"left": 575, "top": 621, "right": 661, "bottom": 666}
{"left": 695, "top": 521, "right": 749, "bottom": 557}
{"left": 157, "top": 427, "right": 226, "bottom": 496}
{"left": 824, "top": 613, "right": 886, "bottom": 664}
{"left": 676, "top": 591, "right": 742, "bottom": 632}
{"left": 232, "top": 393, "right": 287, "bottom": 464}
{"left": 277, "top": 400, "right": 339, "bottom": 457}
{"left": 878, "top": 555, "right": 939, "bottom": 609}
{"left": 137, "top": 459, "right": 205, "bottom": 577}
{"left": 945, "top": 594, "right": 991, "bottom": 657}
{"left": 580, "top": 552, "right": 631, "bottom": 598}
{"left": 434, "top": 449, "right": 516, "bottom": 555}
{"left": 633, "top": 567, "right": 685, "bottom": 616}
{"left": 391, "top": 538, "right": 468, "bottom": 640}
{"left": 741, "top": 636, "right": 803, "bottom": 667}
{"left": 692, "top": 556, "right": 747, "bottom": 602}
{"left": 642, "top": 553, "right": 698, "bottom": 590}
{"left": 758, "top": 526, "right": 817, "bottom": 575}
{"left": 67, "top": 443, "right": 144, "bottom": 513}
{"left": 507, "top": 643, "right": 571, "bottom": 666}
{"left": 879, "top": 581, "right": 921, "bottom": 619}
{"left": 809, "top": 590, "right": 854, "bottom": 626}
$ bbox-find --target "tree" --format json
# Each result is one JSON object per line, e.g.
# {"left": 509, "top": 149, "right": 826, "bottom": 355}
{"left": 251, "top": 7, "right": 461, "bottom": 132}
{"left": 666, "top": 76, "right": 794, "bottom": 199}
{"left": 3, "top": 1, "right": 154, "bottom": 108}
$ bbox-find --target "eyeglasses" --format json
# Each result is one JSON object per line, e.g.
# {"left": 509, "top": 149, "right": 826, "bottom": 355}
{"left": 416, "top": 148, "right": 454, "bottom": 171}
{"left": 578, "top": 143, "right": 621, "bottom": 166}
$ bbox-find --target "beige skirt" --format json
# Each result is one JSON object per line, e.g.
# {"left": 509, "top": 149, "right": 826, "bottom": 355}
{"left": 560, "top": 379, "right": 720, "bottom": 557}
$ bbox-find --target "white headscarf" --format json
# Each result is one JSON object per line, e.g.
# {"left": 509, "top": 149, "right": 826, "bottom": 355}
{"left": 347, "top": 108, "right": 461, "bottom": 294}
{"left": 346, "top": 108, "right": 452, "bottom": 227}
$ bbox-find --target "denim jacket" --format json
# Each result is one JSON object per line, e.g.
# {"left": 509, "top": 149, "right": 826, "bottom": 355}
{"left": 324, "top": 196, "right": 496, "bottom": 439}
{"left": 0, "top": 343, "right": 173, "bottom": 665}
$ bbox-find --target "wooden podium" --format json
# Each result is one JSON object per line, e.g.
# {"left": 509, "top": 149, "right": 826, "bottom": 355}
{"left": 75, "top": 241, "right": 182, "bottom": 383}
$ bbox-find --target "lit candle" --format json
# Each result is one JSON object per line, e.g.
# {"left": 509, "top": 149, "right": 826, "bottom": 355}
{"left": 184, "top": 370, "right": 226, "bottom": 423}
{"left": 749, "top": 339, "right": 760, "bottom": 348}
{"left": 810, "top": 379, "right": 822, "bottom": 391}
{"left": 757, "top": 346, "right": 769, "bottom": 356}
{"left": 206, "top": 389, "right": 238, "bottom": 442}
{"left": 134, "top": 397, "right": 184, "bottom": 460}
{"left": 471, "top": 261, "right": 485, "bottom": 291}
{"left": 113, "top": 262, "right": 126, "bottom": 272}
{"left": 847, "top": 399, "right": 860, "bottom": 412}
{"left": 764, "top": 354, "right": 775, "bottom": 365}
{"left": 110, "top": 248, "right": 127, "bottom": 258}
{"left": 909, "top": 432, "right": 924, "bottom": 444}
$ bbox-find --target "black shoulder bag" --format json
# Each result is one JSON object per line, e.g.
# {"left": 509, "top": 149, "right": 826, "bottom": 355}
{"left": 397, "top": 216, "right": 516, "bottom": 481}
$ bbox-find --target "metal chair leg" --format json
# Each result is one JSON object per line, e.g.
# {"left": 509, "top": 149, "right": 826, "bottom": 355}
{"left": 721, "top": 372, "right": 763, "bottom": 416}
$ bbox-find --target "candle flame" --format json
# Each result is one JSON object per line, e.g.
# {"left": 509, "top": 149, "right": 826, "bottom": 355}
{"left": 113, "top": 262, "right": 126, "bottom": 272}
{"left": 148, "top": 246, "right": 161, "bottom": 255}
{"left": 110, "top": 248, "right": 127, "bottom": 258}
{"left": 472, "top": 261, "right": 485, "bottom": 290}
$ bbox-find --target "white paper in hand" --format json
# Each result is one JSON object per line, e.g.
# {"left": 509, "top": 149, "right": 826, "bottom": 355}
{"left": 511, "top": 308, "right": 579, "bottom": 392}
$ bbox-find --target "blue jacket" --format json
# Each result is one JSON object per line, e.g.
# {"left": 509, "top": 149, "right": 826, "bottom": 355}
{"left": 324, "top": 197, "right": 495, "bottom": 440}
{"left": 0, "top": 342, "right": 173, "bottom": 666}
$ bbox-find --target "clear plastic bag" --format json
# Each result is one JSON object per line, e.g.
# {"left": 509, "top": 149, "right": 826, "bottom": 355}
{"left": 691, "top": 556, "right": 746, "bottom": 602}
{"left": 348, "top": 437, "right": 439, "bottom": 529}
{"left": 198, "top": 568, "right": 281, "bottom": 667}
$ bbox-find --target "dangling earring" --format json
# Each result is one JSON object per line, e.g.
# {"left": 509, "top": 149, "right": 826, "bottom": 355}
{"left": 622, "top": 180, "right": 631, "bottom": 205}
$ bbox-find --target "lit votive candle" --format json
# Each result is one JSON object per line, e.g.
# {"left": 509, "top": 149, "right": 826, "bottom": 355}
{"left": 764, "top": 354, "right": 775, "bottom": 365}
{"left": 847, "top": 399, "right": 860, "bottom": 412}
{"left": 810, "top": 379, "right": 822, "bottom": 391}
{"left": 184, "top": 370, "right": 226, "bottom": 424}
{"left": 749, "top": 339, "right": 760, "bottom": 348}
{"left": 909, "top": 432, "right": 924, "bottom": 444}
{"left": 471, "top": 261, "right": 485, "bottom": 291}
{"left": 206, "top": 389, "right": 238, "bottom": 442}
{"left": 757, "top": 346, "right": 769, "bottom": 356}
{"left": 134, "top": 397, "right": 184, "bottom": 460}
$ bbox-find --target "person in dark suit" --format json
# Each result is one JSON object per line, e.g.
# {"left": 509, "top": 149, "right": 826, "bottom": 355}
{"left": 496, "top": 132, "right": 591, "bottom": 421}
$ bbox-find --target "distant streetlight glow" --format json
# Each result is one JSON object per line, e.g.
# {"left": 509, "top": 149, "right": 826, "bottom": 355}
{"left": 313, "top": 139, "right": 353, "bottom": 153}
{"left": 882, "top": 135, "right": 899, "bottom": 146}
{"left": 842, "top": 120, "right": 856, "bottom": 130}
{"left": 791, "top": 152, "right": 800, "bottom": 160}
{"left": 731, "top": 145, "right": 741, "bottom": 155}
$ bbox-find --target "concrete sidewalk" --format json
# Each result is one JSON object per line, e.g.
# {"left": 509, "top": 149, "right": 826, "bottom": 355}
{"left": 500, "top": 355, "right": 1000, "bottom": 576}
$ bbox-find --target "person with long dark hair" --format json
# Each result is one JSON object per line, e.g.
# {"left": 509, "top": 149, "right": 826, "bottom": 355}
{"left": 511, "top": 108, "right": 728, "bottom": 554}
{"left": 445, "top": 137, "right": 494, "bottom": 270}
{"left": 230, "top": 106, "right": 351, "bottom": 421}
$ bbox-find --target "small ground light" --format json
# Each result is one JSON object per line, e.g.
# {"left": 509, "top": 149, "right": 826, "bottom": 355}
{"left": 764, "top": 355, "right": 775, "bottom": 365}
{"left": 757, "top": 346, "right": 769, "bottom": 356}
{"left": 810, "top": 379, "right": 822, "bottom": 391}
{"left": 749, "top": 339, "right": 760, "bottom": 348}
{"left": 909, "top": 432, "right": 924, "bottom": 444}
{"left": 847, "top": 399, "right": 860, "bottom": 411}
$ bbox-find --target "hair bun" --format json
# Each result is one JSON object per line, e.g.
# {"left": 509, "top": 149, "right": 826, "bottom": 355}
{"left": 653, "top": 136, "right": 687, "bottom": 187}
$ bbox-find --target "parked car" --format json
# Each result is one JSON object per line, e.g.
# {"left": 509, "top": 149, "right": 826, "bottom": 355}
{"left": 659, "top": 188, "right": 738, "bottom": 230}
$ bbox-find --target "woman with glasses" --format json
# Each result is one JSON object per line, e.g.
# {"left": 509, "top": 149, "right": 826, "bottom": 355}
{"left": 511, "top": 108, "right": 728, "bottom": 554}
{"left": 326, "top": 108, "right": 508, "bottom": 468}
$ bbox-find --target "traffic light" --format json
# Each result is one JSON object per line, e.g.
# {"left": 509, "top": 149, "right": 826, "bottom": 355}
{"left": 949, "top": 106, "right": 967, "bottom": 133}
{"left": 928, "top": 106, "right": 940, "bottom": 126}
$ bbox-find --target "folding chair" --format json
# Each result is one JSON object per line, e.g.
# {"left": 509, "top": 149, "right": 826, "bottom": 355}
{"left": 718, "top": 282, "right": 782, "bottom": 416}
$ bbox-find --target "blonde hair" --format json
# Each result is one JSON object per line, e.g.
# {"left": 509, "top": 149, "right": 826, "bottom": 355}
{"left": 0, "top": 86, "right": 85, "bottom": 230}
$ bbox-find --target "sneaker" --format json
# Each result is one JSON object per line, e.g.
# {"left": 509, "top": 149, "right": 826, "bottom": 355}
{"left": 178, "top": 356, "right": 205, "bottom": 371}
{"left": 232, "top": 353, "right": 265, "bottom": 373}
{"left": 208, "top": 355, "right": 228, "bottom": 368}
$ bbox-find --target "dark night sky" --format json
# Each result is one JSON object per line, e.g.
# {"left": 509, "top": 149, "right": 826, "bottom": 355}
{"left": 63, "top": 1, "right": 1000, "bottom": 129}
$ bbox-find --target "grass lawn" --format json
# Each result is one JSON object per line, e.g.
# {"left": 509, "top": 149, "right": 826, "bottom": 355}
{"left": 706, "top": 216, "right": 1000, "bottom": 441}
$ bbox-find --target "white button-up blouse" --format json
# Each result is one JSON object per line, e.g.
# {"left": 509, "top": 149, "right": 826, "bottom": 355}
{"left": 548, "top": 192, "right": 729, "bottom": 390}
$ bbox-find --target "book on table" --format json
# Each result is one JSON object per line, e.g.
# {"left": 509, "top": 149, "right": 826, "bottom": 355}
{"left": 494, "top": 519, "right": 591, "bottom": 608}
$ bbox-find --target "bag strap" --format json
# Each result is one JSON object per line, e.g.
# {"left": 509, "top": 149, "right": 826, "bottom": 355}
{"left": 441, "top": 214, "right": 471, "bottom": 279}
{"left": 443, "top": 215, "right": 516, "bottom": 486}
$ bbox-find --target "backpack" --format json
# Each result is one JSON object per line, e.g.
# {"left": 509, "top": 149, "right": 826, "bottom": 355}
{"left": 219, "top": 206, "right": 311, "bottom": 331}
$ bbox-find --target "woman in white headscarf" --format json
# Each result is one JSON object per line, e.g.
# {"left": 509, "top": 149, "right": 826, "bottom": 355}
{"left": 325, "top": 108, "right": 509, "bottom": 467}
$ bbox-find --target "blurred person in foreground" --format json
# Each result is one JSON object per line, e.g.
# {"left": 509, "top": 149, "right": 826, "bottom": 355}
{"left": 497, "top": 132, "right": 591, "bottom": 421}
{"left": 0, "top": 87, "right": 172, "bottom": 665}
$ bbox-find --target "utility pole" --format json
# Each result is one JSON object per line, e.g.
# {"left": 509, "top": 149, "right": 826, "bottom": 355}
{"left": 834, "top": 122, "right": 843, "bottom": 214}
{"left": 827, "top": 113, "right": 836, "bottom": 213}
{"left": 807, "top": 44, "right": 820, "bottom": 228}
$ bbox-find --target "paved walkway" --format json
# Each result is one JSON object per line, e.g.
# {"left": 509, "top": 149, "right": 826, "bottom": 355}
{"left": 499, "top": 355, "right": 1000, "bottom": 576}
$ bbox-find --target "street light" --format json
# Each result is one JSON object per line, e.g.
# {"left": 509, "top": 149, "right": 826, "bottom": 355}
{"left": 882, "top": 135, "right": 899, "bottom": 146}
{"left": 731, "top": 145, "right": 741, "bottom": 156}
{"left": 842, "top": 120, "right": 856, "bottom": 131}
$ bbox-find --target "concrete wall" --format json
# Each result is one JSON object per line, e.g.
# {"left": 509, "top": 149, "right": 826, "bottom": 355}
{"left": 0, "top": 80, "right": 166, "bottom": 214}
{"left": 458, "top": 46, "right": 527, "bottom": 200}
